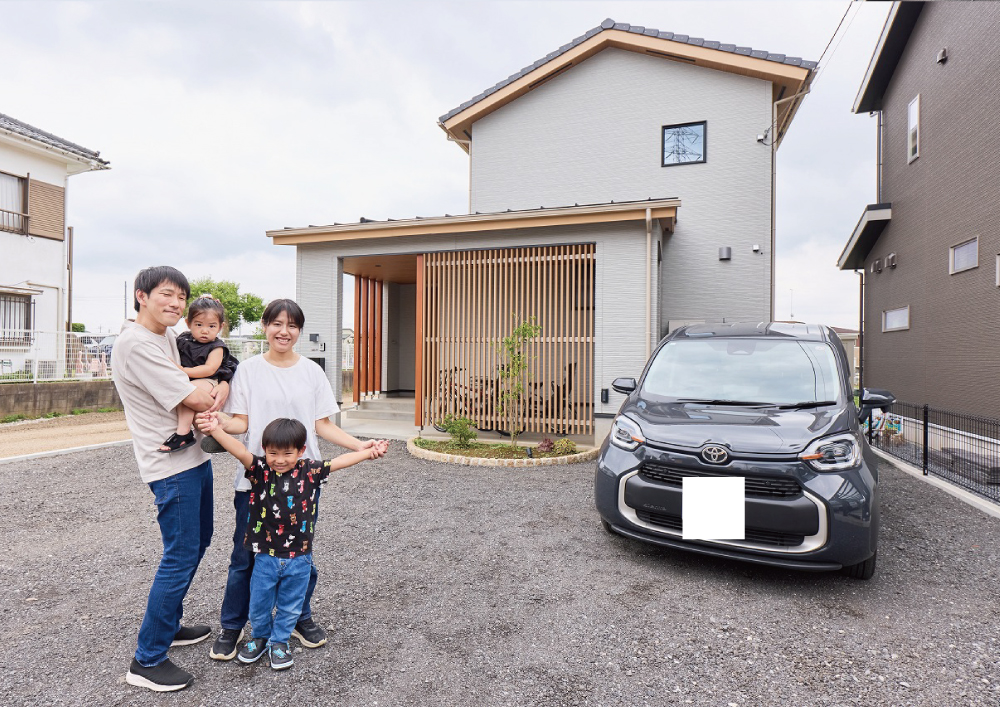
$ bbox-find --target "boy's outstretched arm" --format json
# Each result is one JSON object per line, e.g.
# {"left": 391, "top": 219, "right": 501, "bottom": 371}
{"left": 201, "top": 412, "right": 254, "bottom": 469}
{"left": 326, "top": 447, "right": 378, "bottom": 473}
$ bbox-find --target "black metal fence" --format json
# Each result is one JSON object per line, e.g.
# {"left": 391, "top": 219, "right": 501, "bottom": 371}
{"left": 867, "top": 401, "right": 1000, "bottom": 503}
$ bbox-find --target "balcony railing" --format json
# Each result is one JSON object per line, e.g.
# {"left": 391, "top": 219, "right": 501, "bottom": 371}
{"left": 0, "top": 207, "right": 28, "bottom": 234}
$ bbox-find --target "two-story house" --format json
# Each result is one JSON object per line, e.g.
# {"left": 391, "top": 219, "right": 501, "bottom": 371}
{"left": 0, "top": 112, "right": 109, "bottom": 376}
{"left": 269, "top": 20, "right": 815, "bottom": 441}
{"left": 837, "top": 2, "right": 1000, "bottom": 420}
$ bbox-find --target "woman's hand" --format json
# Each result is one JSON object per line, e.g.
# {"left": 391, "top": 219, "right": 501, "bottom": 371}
{"left": 196, "top": 411, "right": 219, "bottom": 434}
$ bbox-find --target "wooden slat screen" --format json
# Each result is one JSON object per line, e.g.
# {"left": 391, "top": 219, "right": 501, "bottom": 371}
{"left": 353, "top": 275, "right": 383, "bottom": 403}
{"left": 420, "top": 244, "right": 594, "bottom": 435}
{"left": 27, "top": 179, "right": 65, "bottom": 241}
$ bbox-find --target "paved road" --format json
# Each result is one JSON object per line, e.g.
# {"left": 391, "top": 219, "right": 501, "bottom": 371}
{"left": 3, "top": 440, "right": 999, "bottom": 706}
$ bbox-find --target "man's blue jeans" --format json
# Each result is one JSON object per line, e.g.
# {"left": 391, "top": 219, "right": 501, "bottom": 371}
{"left": 219, "top": 490, "right": 319, "bottom": 631}
{"left": 135, "top": 460, "right": 213, "bottom": 667}
{"left": 248, "top": 553, "right": 313, "bottom": 644}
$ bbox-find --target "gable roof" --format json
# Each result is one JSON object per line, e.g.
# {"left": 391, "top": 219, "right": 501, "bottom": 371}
{"left": 439, "top": 18, "right": 816, "bottom": 152}
{"left": 0, "top": 112, "right": 110, "bottom": 173}
{"left": 853, "top": 2, "right": 925, "bottom": 113}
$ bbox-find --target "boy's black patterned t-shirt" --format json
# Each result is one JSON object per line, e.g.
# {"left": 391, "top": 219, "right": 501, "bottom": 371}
{"left": 244, "top": 455, "right": 332, "bottom": 557}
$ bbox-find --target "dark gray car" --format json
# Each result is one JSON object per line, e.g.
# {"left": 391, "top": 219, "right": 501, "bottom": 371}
{"left": 594, "top": 322, "right": 894, "bottom": 580}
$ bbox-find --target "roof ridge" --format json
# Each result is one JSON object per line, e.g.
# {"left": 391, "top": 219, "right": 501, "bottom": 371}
{"left": 439, "top": 19, "right": 818, "bottom": 124}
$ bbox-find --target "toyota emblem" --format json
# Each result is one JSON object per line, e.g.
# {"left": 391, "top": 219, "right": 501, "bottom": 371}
{"left": 701, "top": 445, "right": 730, "bottom": 464}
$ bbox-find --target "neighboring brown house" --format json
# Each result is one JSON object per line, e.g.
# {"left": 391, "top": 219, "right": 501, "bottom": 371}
{"left": 838, "top": 1, "right": 1000, "bottom": 419}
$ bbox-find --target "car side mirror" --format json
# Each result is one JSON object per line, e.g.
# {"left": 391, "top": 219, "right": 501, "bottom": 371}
{"left": 612, "top": 377, "right": 637, "bottom": 394}
{"left": 858, "top": 387, "right": 895, "bottom": 421}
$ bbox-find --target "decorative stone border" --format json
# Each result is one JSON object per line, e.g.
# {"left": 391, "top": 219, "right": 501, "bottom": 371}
{"left": 406, "top": 437, "right": 600, "bottom": 467}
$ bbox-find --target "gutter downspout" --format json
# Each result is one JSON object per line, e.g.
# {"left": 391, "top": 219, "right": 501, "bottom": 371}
{"left": 645, "top": 208, "right": 652, "bottom": 360}
{"left": 857, "top": 270, "right": 864, "bottom": 394}
{"left": 769, "top": 89, "right": 811, "bottom": 321}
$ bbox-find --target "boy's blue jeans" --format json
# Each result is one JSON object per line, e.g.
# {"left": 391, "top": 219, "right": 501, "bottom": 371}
{"left": 248, "top": 553, "right": 313, "bottom": 645}
{"left": 220, "top": 490, "right": 319, "bottom": 631}
{"left": 135, "top": 460, "right": 213, "bottom": 667}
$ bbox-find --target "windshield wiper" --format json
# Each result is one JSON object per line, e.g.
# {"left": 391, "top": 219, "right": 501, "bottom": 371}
{"left": 774, "top": 400, "right": 838, "bottom": 410}
{"left": 674, "top": 399, "right": 773, "bottom": 407}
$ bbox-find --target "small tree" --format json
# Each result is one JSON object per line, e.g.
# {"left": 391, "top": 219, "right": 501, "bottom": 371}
{"left": 187, "top": 278, "right": 265, "bottom": 336}
{"left": 71, "top": 323, "right": 86, "bottom": 333}
{"left": 496, "top": 315, "right": 541, "bottom": 446}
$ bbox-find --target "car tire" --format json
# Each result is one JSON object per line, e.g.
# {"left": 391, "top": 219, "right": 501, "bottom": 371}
{"left": 600, "top": 519, "right": 615, "bottom": 535}
{"left": 842, "top": 550, "right": 877, "bottom": 580}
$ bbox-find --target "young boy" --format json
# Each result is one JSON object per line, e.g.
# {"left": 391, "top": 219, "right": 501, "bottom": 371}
{"left": 202, "top": 414, "right": 383, "bottom": 669}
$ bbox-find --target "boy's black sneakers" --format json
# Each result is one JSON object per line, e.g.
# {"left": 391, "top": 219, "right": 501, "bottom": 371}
{"left": 237, "top": 637, "right": 268, "bottom": 664}
{"left": 291, "top": 617, "right": 327, "bottom": 648}
{"left": 209, "top": 627, "right": 244, "bottom": 660}
{"left": 269, "top": 642, "right": 294, "bottom": 670}
{"left": 171, "top": 624, "right": 212, "bottom": 646}
{"left": 125, "top": 658, "right": 193, "bottom": 692}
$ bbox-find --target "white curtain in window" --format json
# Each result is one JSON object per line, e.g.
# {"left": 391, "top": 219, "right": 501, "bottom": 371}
{"left": 0, "top": 172, "right": 22, "bottom": 212}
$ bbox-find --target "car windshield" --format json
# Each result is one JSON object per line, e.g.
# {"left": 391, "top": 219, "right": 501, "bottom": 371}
{"left": 641, "top": 338, "right": 843, "bottom": 406}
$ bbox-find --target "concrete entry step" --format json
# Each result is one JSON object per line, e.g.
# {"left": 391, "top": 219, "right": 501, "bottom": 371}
{"left": 345, "top": 409, "right": 414, "bottom": 422}
{"left": 352, "top": 397, "right": 415, "bottom": 413}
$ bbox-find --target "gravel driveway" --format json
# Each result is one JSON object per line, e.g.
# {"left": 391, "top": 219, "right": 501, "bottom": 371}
{"left": 4, "top": 440, "right": 1000, "bottom": 706}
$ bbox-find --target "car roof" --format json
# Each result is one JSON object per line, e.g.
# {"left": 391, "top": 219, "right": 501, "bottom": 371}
{"left": 669, "top": 322, "right": 832, "bottom": 342}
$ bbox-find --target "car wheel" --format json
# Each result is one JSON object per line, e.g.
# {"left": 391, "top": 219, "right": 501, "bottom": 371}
{"left": 600, "top": 519, "right": 615, "bottom": 535}
{"left": 843, "top": 550, "right": 877, "bottom": 580}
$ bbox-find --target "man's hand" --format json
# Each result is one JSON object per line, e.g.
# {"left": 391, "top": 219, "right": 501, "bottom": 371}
{"left": 208, "top": 381, "right": 230, "bottom": 412}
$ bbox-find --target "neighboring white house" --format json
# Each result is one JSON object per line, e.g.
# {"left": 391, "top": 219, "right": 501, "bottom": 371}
{"left": 268, "top": 20, "right": 816, "bottom": 439}
{"left": 0, "top": 112, "right": 109, "bottom": 376}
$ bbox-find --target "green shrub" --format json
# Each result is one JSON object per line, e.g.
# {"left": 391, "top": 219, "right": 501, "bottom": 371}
{"left": 553, "top": 438, "right": 577, "bottom": 456}
{"left": 1, "top": 414, "right": 27, "bottom": 424}
{"left": 437, "top": 414, "right": 477, "bottom": 447}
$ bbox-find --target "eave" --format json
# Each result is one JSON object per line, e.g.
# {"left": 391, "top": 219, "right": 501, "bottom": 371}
{"left": 838, "top": 203, "right": 892, "bottom": 270}
{"left": 853, "top": 2, "right": 924, "bottom": 114}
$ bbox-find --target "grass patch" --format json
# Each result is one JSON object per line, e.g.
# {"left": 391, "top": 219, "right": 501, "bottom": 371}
{"left": 413, "top": 437, "right": 580, "bottom": 460}
{"left": 1, "top": 414, "right": 28, "bottom": 424}
{"left": 96, "top": 406, "right": 121, "bottom": 413}
{"left": 41, "top": 411, "right": 63, "bottom": 419}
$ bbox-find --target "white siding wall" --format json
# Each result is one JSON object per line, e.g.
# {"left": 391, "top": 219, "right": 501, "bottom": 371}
{"left": 1, "top": 142, "right": 71, "bottom": 349}
{"left": 469, "top": 48, "right": 773, "bottom": 325}
{"left": 294, "top": 220, "right": 654, "bottom": 416}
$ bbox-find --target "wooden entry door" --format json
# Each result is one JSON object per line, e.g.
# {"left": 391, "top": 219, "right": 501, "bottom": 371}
{"left": 416, "top": 244, "right": 595, "bottom": 435}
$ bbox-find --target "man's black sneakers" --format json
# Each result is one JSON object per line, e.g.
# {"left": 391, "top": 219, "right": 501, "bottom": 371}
{"left": 171, "top": 624, "right": 212, "bottom": 647}
{"left": 125, "top": 658, "right": 193, "bottom": 692}
{"left": 200, "top": 436, "right": 227, "bottom": 454}
{"left": 209, "top": 627, "right": 244, "bottom": 660}
{"left": 291, "top": 617, "right": 327, "bottom": 648}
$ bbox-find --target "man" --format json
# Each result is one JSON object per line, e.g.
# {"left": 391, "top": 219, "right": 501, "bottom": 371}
{"left": 112, "top": 266, "right": 228, "bottom": 692}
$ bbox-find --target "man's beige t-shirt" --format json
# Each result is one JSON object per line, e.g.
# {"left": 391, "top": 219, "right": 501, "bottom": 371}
{"left": 111, "top": 320, "right": 210, "bottom": 483}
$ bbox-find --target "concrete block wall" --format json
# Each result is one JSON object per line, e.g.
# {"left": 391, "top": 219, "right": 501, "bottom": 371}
{"left": 0, "top": 381, "right": 121, "bottom": 418}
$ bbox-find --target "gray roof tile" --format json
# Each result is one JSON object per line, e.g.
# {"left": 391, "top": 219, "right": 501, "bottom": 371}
{"left": 439, "top": 19, "right": 817, "bottom": 123}
{"left": 0, "top": 112, "right": 109, "bottom": 166}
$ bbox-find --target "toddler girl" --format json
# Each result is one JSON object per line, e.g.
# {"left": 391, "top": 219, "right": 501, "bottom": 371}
{"left": 159, "top": 296, "right": 239, "bottom": 453}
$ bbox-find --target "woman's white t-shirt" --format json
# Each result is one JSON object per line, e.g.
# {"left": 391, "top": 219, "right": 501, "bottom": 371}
{"left": 225, "top": 354, "right": 340, "bottom": 491}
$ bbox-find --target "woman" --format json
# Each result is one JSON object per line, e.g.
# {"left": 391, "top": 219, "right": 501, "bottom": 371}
{"left": 197, "top": 299, "right": 386, "bottom": 661}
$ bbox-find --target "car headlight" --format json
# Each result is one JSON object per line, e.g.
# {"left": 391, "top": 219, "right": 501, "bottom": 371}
{"left": 611, "top": 415, "right": 645, "bottom": 451}
{"left": 799, "top": 433, "right": 861, "bottom": 471}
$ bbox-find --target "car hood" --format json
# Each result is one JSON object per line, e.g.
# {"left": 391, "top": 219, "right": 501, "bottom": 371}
{"left": 621, "top": 400, "right": 853, "bottom": 455}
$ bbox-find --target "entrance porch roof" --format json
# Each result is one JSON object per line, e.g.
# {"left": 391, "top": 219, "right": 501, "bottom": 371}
{"left": 267, "top": 197, "right": 679, "bottom": 246}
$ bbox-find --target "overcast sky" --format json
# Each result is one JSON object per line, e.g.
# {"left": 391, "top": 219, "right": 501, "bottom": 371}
{"left": 3, "top": 1, "right": 891, "bottom": 333}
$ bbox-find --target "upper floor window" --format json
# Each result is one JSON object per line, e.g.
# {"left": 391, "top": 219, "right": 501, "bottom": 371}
{"left": 883, "top": 306, "right": 909, "bottom": 332}
{"left": 662, "top": 121, "right": 706, "bottom": 167}
{"left": 0, "top": 171, "right": 27, "bottom": 234}
{"left": 950, "top": 237, "right": 977, "bottom": 274}
{"left": 907, "top": 95, "right": 920, "bottom": 164}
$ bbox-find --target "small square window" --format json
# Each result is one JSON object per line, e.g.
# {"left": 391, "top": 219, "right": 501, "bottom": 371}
{"left": 950, "top": 238, "right": 978, "bottom": 274}
{"left": 883, "top": 306, "right": 909, "bottom": 332}
{"left": 907, "top": 96, "right": 920, "bottom": 163}
{"left": 662, "top": 121, "right": 706, "bottom": 167}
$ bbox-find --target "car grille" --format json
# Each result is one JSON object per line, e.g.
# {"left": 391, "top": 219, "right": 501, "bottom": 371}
{"left": 640, "top": 462, "right": 802, "bottom": 498}
{"left": 635, "top": 510, "right": 805, "bottom": 548}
